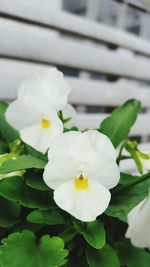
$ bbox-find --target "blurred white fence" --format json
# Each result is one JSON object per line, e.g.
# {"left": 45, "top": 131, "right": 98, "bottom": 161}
{"left": 0, "top": 0, "right": 150, "bottom": 140}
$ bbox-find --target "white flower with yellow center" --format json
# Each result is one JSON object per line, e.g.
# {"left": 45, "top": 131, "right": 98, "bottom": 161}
{"left": 126, "top": 192, "right": 150, "bottom": 249}
{"left": 6, "top": 68, "right": 71, "bottom": 154}
{"left": 43, "top": 130, "right": 120, "bottom": 222}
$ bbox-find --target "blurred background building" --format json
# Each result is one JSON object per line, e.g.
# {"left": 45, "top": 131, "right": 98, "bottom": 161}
{"left": 1, "top": 0, "right": 150, "bottom": 148}
{"left": 63, "top": 0, "right": 150, "bottom": 39}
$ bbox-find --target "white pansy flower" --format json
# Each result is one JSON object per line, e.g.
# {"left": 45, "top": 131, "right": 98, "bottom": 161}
{"left": 62, "top": 104, "right": 77, "bottom": 128}
{"left": 126, "top": 192, "right": 150, "bottom": 249}
{"left": 18, "top": 68, "right": 71, "bottom": 111}
{"left": 43, "top": 130, "right": 120, "bottom": 222}
{"left": 6, "top": 68, "right": 71, "bottom": 154}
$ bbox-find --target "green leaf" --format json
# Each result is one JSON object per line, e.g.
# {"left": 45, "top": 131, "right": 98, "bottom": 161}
{"left": 74, "top": 220, "right": 105, "bottom": 249}
{"left": 117, "top": 240, "right": 150, "bottom": 267}
{"left": 60, "top": 227, "right": 77, "bottom": 243}
{"left": 0, "top": 176, "right": 52, "bottom": 209}
{"left": 99, "top": 99, "right": 141, "bottom": 147}
{"left": 112, "top": 173, "right": 142, "bottom": 193}
{"left": 106, "top": 176, "right": 150, "bottom": 221}
{"left": 0, "top": 101, "right": 19, "bottom": 142}
{"left": 27, "top": 209, "right": 65, "bottom": 225}
{"left": 0, "top": 230, "right": 68, "bottom": 267}
{"left": 13, "top": 220, "right": 42, "bottom": 233}
{"left": 26, "top": 172, "right": 49, "bottom": 191}
{"left": 0, "top": 155, "right": 46, "bottom": 174}
{"left": 119, "top": 172, "right": 141, "bottom": 186}
{"left": 0, "top": 196, "right": 21, "bottom": 228}
{"left": 24, "top": 144, "right": 48, "bottom": 162}
{"left": 86, "top": 244, "right": 120, "bottom": 267}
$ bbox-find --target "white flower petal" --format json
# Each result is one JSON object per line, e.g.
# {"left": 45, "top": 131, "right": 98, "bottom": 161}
{"left": 5, "top": 99, "right": 40, "bottom": 130}
{"left": 48, "top": 131, "right": 92, "bottom": 160}
{"left": 21, "top": 116, "right": 63, "bottom": 154}
{"left": 82, "top": 151, "right": 120, "bottom": 189}
{"left": 62, "top": 104, "right": 77, "bottom": 128}
{"left": 126, "top": 196, "right": 150, "bottom": 248}
{"left": 84, "top": 130, "right": 117, "bottom": 160}
{"left": 43, "top": 155, "right": 79, "bottom": 189}
{"left": 54, "top": 179, "right": 111, "bottom": 222}
{"left": 18, "top": 68, "right": 71, "bottom": 111}
{"left": 6, "top": 97, "right": 63, "bottom": 154}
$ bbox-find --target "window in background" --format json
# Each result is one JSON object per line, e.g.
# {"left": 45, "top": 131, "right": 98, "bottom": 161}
{"left": 125, "top": 5, "right": 143, "bottom": 35}
{"left": 62, "top": 0, "right": 150, "bottom": 40}
{"left": 63, "top": 0, "right": 87, "bottom": 15}
{"left": 97, "top": 0, "right": 121, "bottom": 27}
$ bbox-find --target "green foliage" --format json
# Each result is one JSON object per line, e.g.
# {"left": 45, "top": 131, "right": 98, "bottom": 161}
{"left": 0, "top": 155, "right": 46, "bottom": 174}
{"left": 74, "top": 220, "right": 105, "bottom": 249}
{"left": 0, "top": 101, "right": 19, "bottom": 142}
{"left": 99, "top": 99, "right": 141, "bottom": 147}
{"left": 119, "top": 172, "right": 141, "bottom": 186}
{"left": 27, "top": 209, "right": 65, "bottom": 225}
{"left": 0, "top": 230, "right": 68, "bottom": 267}
{"left": 117, "top": 240, "right": 150, "bottom": 267}
{"left": 86, "top": 244, "right": 120, "bottom": 267}
{"left": 0, "top": 176, "right": 52, "bottom": 209}
{"left": 0, "top": 100, "right": 149, "bottom": 266}
{"left": 26, "top": 172, "right": 49, "bottom": 191}
{"left": 106, "top": 173, "right": 150, "bottom": 221}
{"left": 0, "top": 196, "right": 21, "bottom": 228}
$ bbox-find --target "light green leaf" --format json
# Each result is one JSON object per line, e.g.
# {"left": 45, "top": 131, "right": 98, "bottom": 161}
{"left": 74, "top": 220, "right": 105, "bottom": 249}
{"left": 0, "top": 101, "right": 19, "bottom": 142}
{"left": 0, "top": 196, "right": 21, "bottom": 228}
{"left": 0, "top": 155, "right": 46, "bottom": 174}
{"left": 86, "top": 244, "right": 120, "bottom": 267}
{"left": 0, "top": 176, "right": 52, "bottom": 209}
{"left": 106, "top": 177, "right": 150, "bottom": 221}
{"left": 99, "top": 99, "right": 141, "bottom": 147}
{"left": 117, "top": 240, "right": 150, "bottom": 267}
{"left": 27, "top": 209, "right": 65, "bottom": 225}
{"left": 0, "top": 230, "right": 68, "bottom": 267}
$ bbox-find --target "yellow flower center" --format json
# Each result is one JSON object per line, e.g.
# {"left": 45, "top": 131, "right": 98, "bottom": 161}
{"left": 75, "top": 174, "right": 89, "bottom": 190}
{"left": 41, "top": 118, "right": 51, "bottom": 129}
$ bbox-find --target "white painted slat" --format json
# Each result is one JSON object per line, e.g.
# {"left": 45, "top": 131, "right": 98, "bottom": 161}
{"left": 1, "top": 0, "right": 150, "bottom": 56}
{"left": 76, "top": 113, "right": 150, "bottom": 136}
{"left": 1, "top": 19, "right": 150, "bottom": 80}
{"left": 0, "top": 59, "right": 51, "bottom": 99}
{"left": 68, "top": 77, "right": 150, "bottom": 108}
{"left": 1, "top": 59, "right": 150, "bottom": 108}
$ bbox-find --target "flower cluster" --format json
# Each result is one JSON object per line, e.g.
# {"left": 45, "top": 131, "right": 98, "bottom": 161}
{"left": 6, "top": 68, "right": 120, "bottom": 222}
{"left": 5, "top": 68, "right": 150, "bottom": 251}
{"left": 6, "top": 69, "right": 71, "bottom": 154}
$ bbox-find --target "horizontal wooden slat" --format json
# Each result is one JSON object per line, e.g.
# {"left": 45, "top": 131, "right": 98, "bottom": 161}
{"left": 1, "top": 59, "right": 150, "bottom": 108}
{"left": 76, "top": 113, "right": 150, "bottom": 136}
{"left": 68, "top": 78, "right": 150, "bottom": 108}
{"left": 1, "top": 0, "right": 150, "bottom": 56}
{"left": 1, "top": 19, "right": 150, "bottom": 80}
{"left": 0, "top": 59, "right": 51, "bottom": 99}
